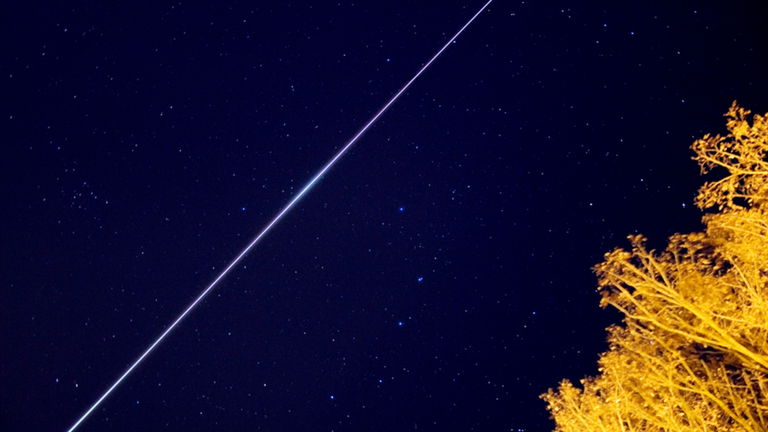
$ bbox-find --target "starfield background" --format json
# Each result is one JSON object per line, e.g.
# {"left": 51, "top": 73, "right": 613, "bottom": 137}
{"left": 2, "top": 1, "right": 768, "bottom": 431}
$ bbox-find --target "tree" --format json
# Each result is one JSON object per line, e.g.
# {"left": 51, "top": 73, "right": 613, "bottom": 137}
{"left": 542, "top": 102, "right": 768, "bottom": 432}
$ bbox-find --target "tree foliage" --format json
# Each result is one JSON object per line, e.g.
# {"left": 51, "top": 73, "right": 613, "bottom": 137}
{"left": 542, "top": 103, "right": 768, "bottom": 432}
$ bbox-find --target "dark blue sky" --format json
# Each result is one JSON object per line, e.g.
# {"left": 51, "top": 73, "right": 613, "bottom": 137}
{"left": 2, "top": 1, "right": 767, "bottom": 431}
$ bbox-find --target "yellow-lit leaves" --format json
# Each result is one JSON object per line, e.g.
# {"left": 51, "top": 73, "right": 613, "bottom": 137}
{"left": 542, "top": 103, "right": 768, "bottom": 432}
{"left": 693, "top": 102, "right": 768, "bottom": 211}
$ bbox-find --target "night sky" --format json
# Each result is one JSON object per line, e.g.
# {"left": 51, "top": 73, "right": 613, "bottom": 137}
{"left": 2, "top": 1, "right": 768, "bottom": 431}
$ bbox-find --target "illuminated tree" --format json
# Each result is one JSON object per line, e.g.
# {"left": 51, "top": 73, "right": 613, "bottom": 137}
{"left": 542, "top": 103, "right": 768, "bottom": 432}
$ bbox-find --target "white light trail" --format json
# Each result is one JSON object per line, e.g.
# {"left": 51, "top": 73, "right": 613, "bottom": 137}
{"left": 66, "top": 1, "right": 492, "bottom": 430}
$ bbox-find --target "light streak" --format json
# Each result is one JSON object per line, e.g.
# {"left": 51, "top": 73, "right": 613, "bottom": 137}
{"left": 66, "top": 1, "right": 492, "bottom": 430}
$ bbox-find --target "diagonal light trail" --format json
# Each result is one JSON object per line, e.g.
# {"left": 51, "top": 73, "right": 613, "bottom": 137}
{"left": 66, "top": 1, "right": 492, "bottom": 430}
